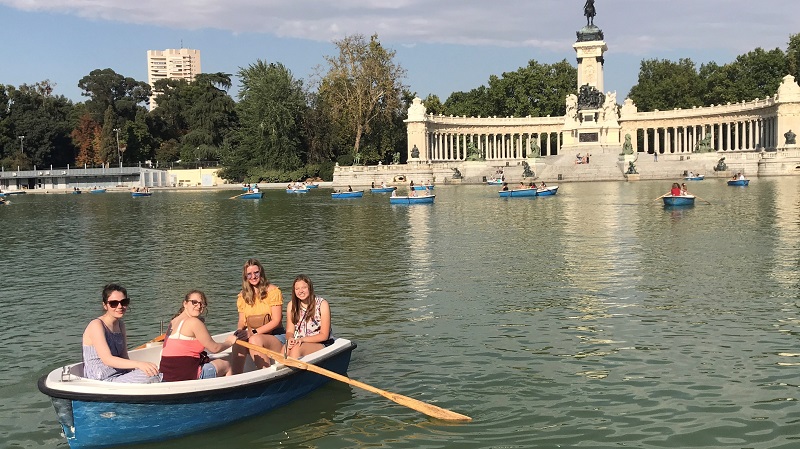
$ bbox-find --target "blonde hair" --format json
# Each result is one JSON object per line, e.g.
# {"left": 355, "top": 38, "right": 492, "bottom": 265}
{"left": 241, "top": 258, "right": 269, "bottom": 306}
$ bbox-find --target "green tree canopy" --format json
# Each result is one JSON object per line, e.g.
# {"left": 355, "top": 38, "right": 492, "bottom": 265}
{"left": 317, "top": 33, "right": 407, "bottom": 161}
{"left": 627, "top": 58, "right": 704, "bottom": 112}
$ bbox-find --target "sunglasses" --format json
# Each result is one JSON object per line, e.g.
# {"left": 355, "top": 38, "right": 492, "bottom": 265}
{"left": 186, "top": 299, "right": 205, "bottom": 307}
{"left": 246, "top": 271, "right": 261, "bottom": 279}
{"left": 107, "top": 298, "right": 131, "bottom": 308}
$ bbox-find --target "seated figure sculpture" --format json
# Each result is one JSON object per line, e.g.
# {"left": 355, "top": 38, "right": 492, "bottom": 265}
{"left": 713, "top": 157, "right": 728, "bottom": 172}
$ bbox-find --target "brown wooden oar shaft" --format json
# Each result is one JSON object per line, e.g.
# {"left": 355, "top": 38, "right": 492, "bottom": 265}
{"left": 235, "top": 340, "right": 472, "bottom": 422}
{"left": 132, "top": 333, "right": 165, "bottom": 350}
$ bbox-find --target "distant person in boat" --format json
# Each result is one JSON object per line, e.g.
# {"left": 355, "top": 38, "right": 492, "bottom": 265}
{"left": 529, "top": 182, "right": 536, "bottom": 189}
{"left": 381, "top": 181, "right": 387, "bottom": 188}
{"left": 391, "top": 189, "right": 397, "bottom": 197}
{"left": 231, "top": 259, "right": 286, "bottom": 373}
{"left": 410, "top": 180, "right": 415, "bottom": 187}
{"left": 252, "top": 184, "right": 259, "bottom": 193}
{"left": 519, "top": 182, "right": 526, "bottom": 190}
{"left": 410, "top": 188, "right": 418, "bottom": 197}
{"left": 539, "top": 181, "right": 547, "bottom": 189}
{"left": 670, "top": 183, "right": 681, "bottom": 196}
{"left": 371, "top": 181, "right": 375, "bottom": 188}
{"left": 347, "top": 185, "right": 353, "bottom": 192}
{"left": 501, "top": 182, "right": 509, "bottom": 191}
{"left": 81, "top": 284, "right": 161, "bottom": 383}
{"left": 284, "top": 275, "right": 334, "bottom": 359}
{"left": 681, "top": 183, "right": 689, "bottom": 195}
{"left": 159, "top": 290, "right": 245, "bottom": 381}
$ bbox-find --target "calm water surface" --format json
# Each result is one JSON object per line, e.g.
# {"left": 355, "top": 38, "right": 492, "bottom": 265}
{"left": 1, "top": 178, "right": 800, "bottom": 448}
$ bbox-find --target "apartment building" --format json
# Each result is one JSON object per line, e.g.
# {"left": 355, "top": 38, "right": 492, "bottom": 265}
{"left": 146, "top": 48, "right": 201, "bottom": 109}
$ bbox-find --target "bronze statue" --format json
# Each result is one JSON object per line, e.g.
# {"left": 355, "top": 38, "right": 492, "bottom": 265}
{"left": 622, "top": 134, "right": 634, "bottom": 155}
{"left": 410, "top": 145, "right": 420, "bottom": 159}
{"left": 625, "top": 161, "right": 637, "bottom": 175}
{"left": 584, "top": 0, "right": 596, "bottom": 27}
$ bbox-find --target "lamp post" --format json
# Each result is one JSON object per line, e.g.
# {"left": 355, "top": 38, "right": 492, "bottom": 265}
{"left": 112, "top": 128, "right": 121, "bottom": 167}
{"left": 18, "top": 135, "right": 24, "bottom": 154}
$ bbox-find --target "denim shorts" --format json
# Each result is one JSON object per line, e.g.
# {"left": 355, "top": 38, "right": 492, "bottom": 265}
{"left": 274, "top": 333, "right": 287, "bottom": 345}
{"left": 199, "top": 362, "right": 217, "bottom": 379}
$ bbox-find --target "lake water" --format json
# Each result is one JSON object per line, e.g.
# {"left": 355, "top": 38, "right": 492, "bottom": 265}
{"left": 2, "top": 178, "right": 800, "bottom": 448}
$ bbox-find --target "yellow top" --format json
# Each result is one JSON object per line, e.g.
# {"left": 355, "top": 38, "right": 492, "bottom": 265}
{"left": 237, "top": 287, "right": 284, "bottom": 317}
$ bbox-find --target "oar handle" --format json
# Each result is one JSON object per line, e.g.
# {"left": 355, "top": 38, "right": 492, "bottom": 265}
{"left": 235, "top": 340, "right": 472, "bottom": 422}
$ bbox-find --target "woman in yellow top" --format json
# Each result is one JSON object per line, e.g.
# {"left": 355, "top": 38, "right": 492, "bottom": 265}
{"left": 231, "top": 258, "right": 286, "bottom": 373}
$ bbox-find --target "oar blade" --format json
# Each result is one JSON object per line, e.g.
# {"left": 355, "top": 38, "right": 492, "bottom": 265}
{"left": 235, "top": 340, "right": 472, "bottom": 422}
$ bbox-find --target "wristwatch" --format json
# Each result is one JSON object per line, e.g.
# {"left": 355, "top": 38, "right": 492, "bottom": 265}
{"left": 251, "top": 328, "right": 258, "bottom": 334}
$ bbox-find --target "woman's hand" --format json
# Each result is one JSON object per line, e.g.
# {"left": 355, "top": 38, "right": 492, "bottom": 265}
{"left": 287, "top": 337, "right": 303, "bottom": 349}
{"left": 136, "top": 361, "right": 160, "bottom": 377}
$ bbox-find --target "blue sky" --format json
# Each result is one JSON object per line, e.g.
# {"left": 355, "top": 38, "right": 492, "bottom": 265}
{"left": 1, "top": 0, "right": 797, "bottom": 105}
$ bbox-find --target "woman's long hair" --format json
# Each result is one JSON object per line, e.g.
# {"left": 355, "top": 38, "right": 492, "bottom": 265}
{"left": 290, "top": 274, "right": 316, "bottom": 325}
{"left": 241, "top": 258, "right": 269, "bottom": 306}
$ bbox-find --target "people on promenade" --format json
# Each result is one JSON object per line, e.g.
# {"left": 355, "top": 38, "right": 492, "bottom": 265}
{"left": 231, "top": 259, "right": 286, "bottom": 373}
{"left": 283, "top": 275, "right": 334, "bottom": 359}
{"left": 654, "top": 151, "right": 658, "bottom": 162}
{"left": 670, "top": 182, "right": 682, "bottom": 196}
{"left": 82, "top": 284, "right": 161, "bottom": 383}
{"left": 159, "top": 290, "right": 244, "bottom": 382}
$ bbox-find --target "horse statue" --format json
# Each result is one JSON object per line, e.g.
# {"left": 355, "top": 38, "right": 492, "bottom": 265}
{"left": 584, "top": 0, "right": 596, "bottom": 26}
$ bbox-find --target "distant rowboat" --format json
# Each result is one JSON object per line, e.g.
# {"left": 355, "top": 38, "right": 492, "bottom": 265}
{"left": 131, "top": 192, "right": 152, "bottom": 197}
{"left": 390, "top": 194, "right": 435, "bottom": 204}
{"left": 370, "top": 187, "right": 397, "bottom": 193}
{"left": 536, "top": 186, "right": 559, "bottom": 196}
{"left": 89, "top": 189, "right": 106, "bottom": 194}
{"left": 498, "top": 188, "right": 537, "bottom": 198}
{"left": 332, "top": 191, "right": 364, "bottom": 199}
{"left": 727, "top": 179, "right": 750, "bottom": 186}
{"left": 240, "top": 192, "right": 264, "bottom": 199}
{"left": 662, "top": 194, "right": 695, "bottom": 206}
{"left": 286, "top": 188, "right": 308, "bottom": 194}
{"left": 411, "top": 185, "right": 434, "bottom": 191}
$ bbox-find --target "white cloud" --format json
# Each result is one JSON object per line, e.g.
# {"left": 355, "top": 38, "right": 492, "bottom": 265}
{"left": 3, "top": 0, "right": 794, "bottom": 56}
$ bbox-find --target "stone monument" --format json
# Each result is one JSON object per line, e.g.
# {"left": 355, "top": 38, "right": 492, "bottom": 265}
{"left": 562, "top": 0, "right": 620, "bottom": 150}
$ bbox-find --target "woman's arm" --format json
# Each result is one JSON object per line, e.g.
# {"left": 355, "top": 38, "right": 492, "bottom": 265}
{"left": 84, "top": 320, "right": 158, "bottom": 375}
{"left": 254, "top": 305, "right": 283, "bottom": 334}
{"left": 186, "top": 318, "right": 236, "bottom": 354}
{"left": 298, "top": 300, "right": 331, "bottom": 344}
{"left": 285, "top": 302, "right": 296, "bottom": 338}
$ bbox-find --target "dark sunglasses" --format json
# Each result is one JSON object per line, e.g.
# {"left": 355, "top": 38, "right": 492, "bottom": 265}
{"left": 107, "top": 298, "right": 131, "bottom": 308}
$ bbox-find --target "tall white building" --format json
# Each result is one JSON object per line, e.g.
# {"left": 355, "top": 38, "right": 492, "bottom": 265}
{"left": 146, "top": 48, "right": 201, "bottom": 109}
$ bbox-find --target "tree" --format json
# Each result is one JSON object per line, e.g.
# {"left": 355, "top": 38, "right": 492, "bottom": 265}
{"left": 0, "top": 80, "right": 75, "bottom": 168}
{"left": 627, "top": 58, "right": 704, "bottom": 112}
{"left": 71, "top": 113, "right": 100, "bottom": 166}
{"left": 232, "top": 61, "right": 307, "bottom": 174}
{"left": 317, "top": 34, "right": 407, "bottom": 160}
{"left": 788, "top": 34, "right": 800, "bottom": 81}
{"left": 422, "top": 94, "right": 444, "bottom": 115}
{"left": 444, "top": 87, "right": 491, "bottom": 117}
{"left": 150, "top": 72, "right": 237, "bottom": 164}
{"left": 77, "top": 68, "right": 150, "bottom": 124}
{"left": 487, "top": 59, "right": 577, "bottom": 117}
{"left": 701, "top": 48, "right": 786, "bottom": 105}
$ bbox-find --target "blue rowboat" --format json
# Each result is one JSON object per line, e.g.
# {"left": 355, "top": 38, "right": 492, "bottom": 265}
{"left": 72, "top": 190, "right": 82, "bottom": 195}
{"left": 332, "top": 191, "right": 364, "bottom": 198}
{"left": 89, "top": 189, "right": 106, "bottom": 194}
{"left": 131, "top": 192, "right": 152, "bottom": 197}
{"left": 411, "top": 185, "right": 434, "bottom": 191}
{"left": 499, "top": 188, "right": 537, "bottom": 198}
{"left": 286, "top": 188, "right": 308, "bottom": 194}
{"left": 536, "top": 186, "right": 559, "bottom": 196}
{"left": 0, "top": 192, "right": 5, "bottom": 197}
{"left": 305, "top": 183, "right": 319, "bottom": 189}
{"left": 370, "top": 187, "right": 397, "bottom": 194}
{"left": 727, "top": 179, "right": 750, "bottom": 186}
{"left": 240, "top": 192, "right": 263, "bottom": 199}
{"left": 38, "top": 336, "right": 356, "bottom": 449}
{"left": 663, "top": 194, "right": 695, "bottom": 206}
{"left": 390, "top": 194, "right": 435, "bottom": 204}
{"left": 684, "top": 175, "right": 704, "bottom": 181}
{"left": 4, "top": 190, "right": 26, "bottom": 195}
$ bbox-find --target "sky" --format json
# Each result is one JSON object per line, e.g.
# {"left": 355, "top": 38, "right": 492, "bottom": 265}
{"left": 1, "top": 0, "right": 797, "bottom": 106}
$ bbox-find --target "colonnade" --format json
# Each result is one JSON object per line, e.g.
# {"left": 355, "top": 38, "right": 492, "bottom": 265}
{"left": 631, "top": 116, "right": 779, "bottom": 154}
{"left": 425, "top": 131, "right": 563, "bottom": 162}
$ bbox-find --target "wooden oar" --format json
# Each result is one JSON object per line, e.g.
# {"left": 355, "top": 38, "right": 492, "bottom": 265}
{"left": 235, "top": 340, "right": 472, "bottom": 422}
{"left": 229, "top": 192, "right": 246, "bottom": 199}
{"left": 652, "top": 193, "right": 670, "bottom": 201}
{"left": 692, "top": 194, "right": 712, "bottom": 205}
{"left": 132, "top": 333, "right": 165, "bottom": 350}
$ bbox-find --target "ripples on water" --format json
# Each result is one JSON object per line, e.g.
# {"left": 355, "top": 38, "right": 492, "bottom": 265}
{"left": 2, "top": 178, "right": 800, "bottom": 448}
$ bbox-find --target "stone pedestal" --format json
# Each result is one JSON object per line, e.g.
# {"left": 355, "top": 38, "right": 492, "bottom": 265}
{"left": 625, "top": 174, "right": 640, "bottom": 181}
